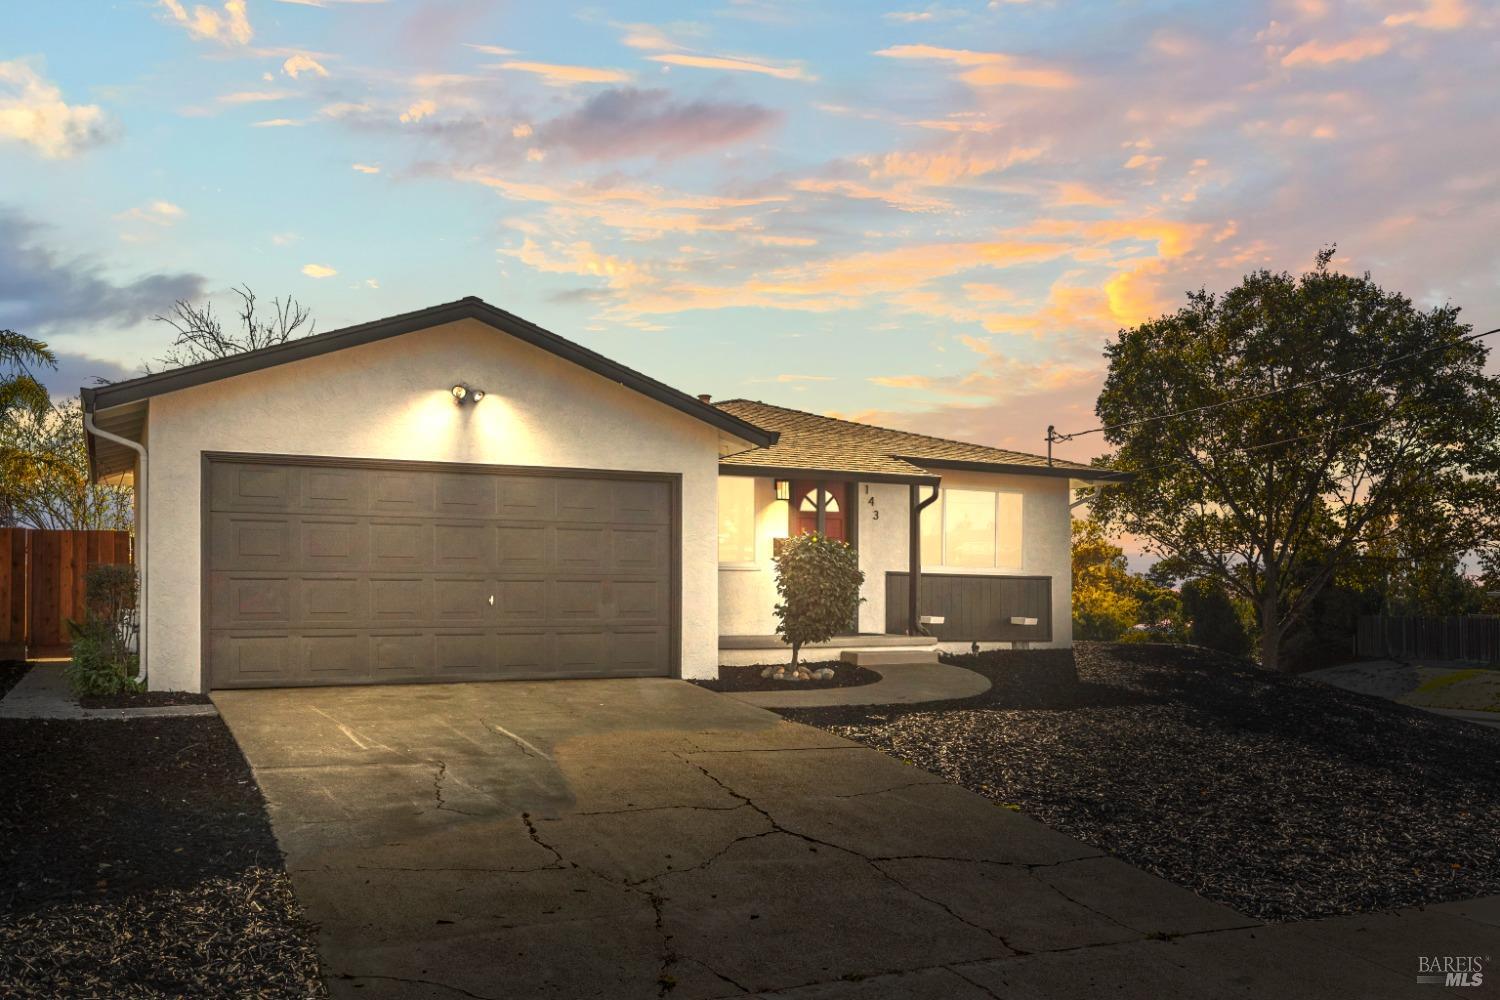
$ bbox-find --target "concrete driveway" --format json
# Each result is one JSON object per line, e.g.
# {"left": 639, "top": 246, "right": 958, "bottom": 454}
{"left": 214, "top": 679, "right": 1499, "bottom": 999}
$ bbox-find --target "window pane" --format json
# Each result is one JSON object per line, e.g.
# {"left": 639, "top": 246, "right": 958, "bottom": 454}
{"left": 717, "top": 477, "right": 757, "bottom": 564}
{"left": 920, "top": 492, "right": 942, "bottom": 567}
{"left": 997, "top": 491, "right": 1022, "bottom": 568}
{"left": 944, "top": 489, "right": 996, "bottom": 567}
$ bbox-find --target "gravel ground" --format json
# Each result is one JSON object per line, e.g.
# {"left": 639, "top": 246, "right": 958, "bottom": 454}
{"left": 778, "top": 642, "right": 1500, "bottom": 922}
{"left": 0, "top": 660, "right": 29, "bottom": 700}
{"left": 692, "top": 661, "right": 880, "bottom": 692}
{"left": 0, "top": 716, "right": 326, "bottom": 997}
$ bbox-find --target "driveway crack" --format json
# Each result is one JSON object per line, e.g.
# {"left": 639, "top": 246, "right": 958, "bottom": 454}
{"left": 339, "top": 972, "right": 501, "bottom": 1000}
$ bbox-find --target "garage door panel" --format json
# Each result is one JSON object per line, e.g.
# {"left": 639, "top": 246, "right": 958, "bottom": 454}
{"left": 211, "top": 514, "right": 293, "bottom": 571}
{"left": 435, "top": 473, "right": 496, "bottom": 517}
{"left": 301, "top": 633, "right": 366, "bottom": 682}
{"left": 613, "top": 579, "right": 668, "bottom": 624}
{"left": 434, "top": 522, "right": 491, "bottom": 571}
{"left": 211, "top": 632, "right": 296, "bottom": 687}
{"left": 211, "top": 575, "right": 292, "bottom": 627}
{"left": 495, "top": 579, "right": 547, "bottom": 621}
{"left": 559, "top": 480, "right": 613, "bottom": 523}
{"left": 497, "top": 524, "right": 549, "bottom": 569}
{"left": 301, "top": 577, "right": 364, "bottom": 626}
{"left": 495, "top": 630, "right": 553, "bottom": 674}
{"left": 370, "top": 577, "right": 429, "bottom": 623}
{"left": 499, "top": 478, "right": 556, "bottom": 519}
{"left": 302, "top": 467, "right": 366, "bottom": 512}
{"left": 206, "top": 458, "right": 674, "bottom": 688}
{"left": 434, "top": 632, "right": 496, "bottom": 675}
{"left": 369, "top": 521, "right": 432, "bottom": 571}
{"left": 555, "top": 527, "right": 606, "bottom": 570}
{"left": 369, "top": 470, "right": 434, "bottom": 515}
{"left": 553, "top": 579, "right": 606, "bottom": 620}
{"left": 613, "top": 481, "right": 671, "bottom": 525}
{"left": 611, "top": 527, "right": 668, "bottom": 573}
{"left": 371, "top": 632, "right": 432, "bottom": 680}
{"left": 212, "top": 462, "right": 297, "bottom": 512}
{"left": 612, "top": 629, "right": 669, "bottom": 674}
{"left": 301, "top": 518, "right": 366, "bottom": 571}
{"left": 434, "top": 578, "right": 489, "bottom": 623}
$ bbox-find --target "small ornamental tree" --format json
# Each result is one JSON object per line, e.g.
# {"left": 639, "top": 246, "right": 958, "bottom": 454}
{"left": 772, "top": 532, "right": 865, "bottom": 667}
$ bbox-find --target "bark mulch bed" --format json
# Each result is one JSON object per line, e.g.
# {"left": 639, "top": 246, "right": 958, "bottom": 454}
{"left": 78, "top": 691, "right": 214, "bottom": 709}
{"left": 692, "top": 661, "right": 881, "bottom": 693}
{"left": 777, "top": 641, "right": 1500, "bottom": 923}
{"left": 0, "top": 716, "right": 326, "bottom": 997}
{"left": 0, "top": 660, "right": 28, "bottom": 700}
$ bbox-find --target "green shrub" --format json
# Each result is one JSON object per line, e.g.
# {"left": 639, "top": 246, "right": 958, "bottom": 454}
{"left": 772, "top": 532, "right": 865, "bottom": 666}
{"left": 66, "top": 619, "right": 142, "bottom": 696}
{"left": 66, "top": 563, "right": 141, "bottom": 697}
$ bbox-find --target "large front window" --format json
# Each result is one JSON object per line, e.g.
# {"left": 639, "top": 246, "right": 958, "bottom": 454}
{"left": 921, "top": 488, "right": 1023, "bottom": 569}
{"left": 717, "top": 476, "right": 757, "bottom": 564}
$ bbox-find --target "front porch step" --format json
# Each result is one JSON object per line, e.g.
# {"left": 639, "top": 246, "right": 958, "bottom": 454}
{"left": 840, "top": 649, "right": 940, "bottom": 667}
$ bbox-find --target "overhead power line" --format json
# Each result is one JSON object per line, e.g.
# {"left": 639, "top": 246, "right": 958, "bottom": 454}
{"left": 1046, "top": 325, "right": 1500, "bottom": 463}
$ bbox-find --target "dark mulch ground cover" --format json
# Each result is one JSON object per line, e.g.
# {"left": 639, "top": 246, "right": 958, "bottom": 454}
{"left": 0, "top": 660, "right": 27, "bottom": 700}
{"left": 778, "top": 642, "right": 1500, "bottom": 922}
{"left": 78, "top": 690, "right": 214, "bottom": 709}
{"left": 0, "top": 716, "right": 326, "bottom": 997}
{"left": 692, "top": 661, "right": 881, "bottom": 692}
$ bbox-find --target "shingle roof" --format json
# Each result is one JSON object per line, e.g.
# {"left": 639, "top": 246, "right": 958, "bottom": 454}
{"left": 715, "top": 399, "right": 1121, "bottom": 482}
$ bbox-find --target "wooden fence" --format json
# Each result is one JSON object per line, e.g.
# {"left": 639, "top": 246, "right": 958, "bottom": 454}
{"left": 0, "top": 528, "right": 133, "bottom": 659}
{"left": 1355, "top": 614, "right": 1500, "bottom": 664}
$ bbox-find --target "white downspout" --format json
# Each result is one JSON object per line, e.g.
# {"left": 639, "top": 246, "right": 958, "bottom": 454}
{"left": 83, "top": 411, "right": 147, "bottom": 686}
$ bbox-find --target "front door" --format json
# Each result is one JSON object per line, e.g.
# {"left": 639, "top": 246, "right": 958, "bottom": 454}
{"left": 791, "top": 481, "right": 848, "bottom": 541}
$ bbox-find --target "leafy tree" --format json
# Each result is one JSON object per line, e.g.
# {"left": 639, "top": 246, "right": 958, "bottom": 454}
{"left": 772, "top": 533, "right": 864, "bottom": 666}
{"left": 1, "top": 328, "right": 58, "bottom": 525}
{"left": 1071, "top": 517, "right": 1139, "bottom": 639}
{"left": 1180, "top": 578, "right": 1250, "bottom": 656}
{"left": 146, "top": 284, "right": 314, "bottom": 372}
{"left": 1090, "top": 250, "right": 1500, "bottom": 670}
{"left": 0, "top": 401, "right": 132, "bottom": 530}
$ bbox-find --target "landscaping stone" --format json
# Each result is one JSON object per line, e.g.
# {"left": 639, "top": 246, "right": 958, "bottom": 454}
{"left": 779, "top": 642, "right": 1500, "bottom": 921}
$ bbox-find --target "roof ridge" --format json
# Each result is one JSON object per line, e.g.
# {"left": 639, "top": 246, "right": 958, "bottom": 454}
{"left": 716, "top": 397, "right": 1094, "bottom": 470}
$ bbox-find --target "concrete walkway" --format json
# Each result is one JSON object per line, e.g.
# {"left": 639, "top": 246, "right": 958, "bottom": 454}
{"left": 0, "top": 662, "right": 217, "bottom": 719}
{"left": 214, "top": 679, "right": 1499, "bottom": 998}
{"left": 726, "top": 660, "right": 991, "bottom": 709}
{"left": 1308, "top": 660, "right": 1500, "bottom": 730}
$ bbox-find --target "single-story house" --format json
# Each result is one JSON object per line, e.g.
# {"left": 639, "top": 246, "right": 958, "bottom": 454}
{"left": 82, "top": 297, "right": 1124, "bottom": 692}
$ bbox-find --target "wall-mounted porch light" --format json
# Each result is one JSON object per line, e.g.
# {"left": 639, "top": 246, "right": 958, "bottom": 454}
{"left": 774, "top": 479, "right": 790, "bottom": 501}
{"left": 451, "top": 384, "right": 486, "bottom": 404}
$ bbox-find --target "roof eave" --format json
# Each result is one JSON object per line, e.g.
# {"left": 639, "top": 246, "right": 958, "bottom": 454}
{"left": 898, "top": 456, "right": 1133, "bottom": 482}
{"left": 717, "top": 462, "right": 940, "bottom": 486}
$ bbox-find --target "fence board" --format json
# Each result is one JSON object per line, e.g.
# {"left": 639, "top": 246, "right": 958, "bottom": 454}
{"left": 0, "top": 528, "right": 133, "bottom": 657}
{"left": 1356, "top": 614, "right": 1500, "bottom": 664}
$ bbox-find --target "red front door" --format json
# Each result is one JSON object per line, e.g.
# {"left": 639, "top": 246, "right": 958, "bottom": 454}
{"left": 791, "top": 481, "right": 847, "bottom": 541}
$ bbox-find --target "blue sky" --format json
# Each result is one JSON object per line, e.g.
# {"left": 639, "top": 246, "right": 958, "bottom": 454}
{"left": 3, "top": 0, "right": 1497, "bottom": 465}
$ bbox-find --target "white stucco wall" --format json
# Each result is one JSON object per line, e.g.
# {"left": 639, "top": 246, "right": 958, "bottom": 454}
{"left": 716, "top": 471, "right": 1073, "bottom": 652}
{"left": 137, "top": 318, "right": 728, "bottom": 691}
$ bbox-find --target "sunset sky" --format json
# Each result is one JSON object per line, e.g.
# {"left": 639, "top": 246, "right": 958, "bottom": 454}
{"left": 3, "top": 0, "right": 1496, "bottom": 466}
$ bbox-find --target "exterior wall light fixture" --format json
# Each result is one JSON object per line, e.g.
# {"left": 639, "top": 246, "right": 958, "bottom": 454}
{"left": 452, "top": 384, "right": 486, "bottom": 404}
{"left": 774, "top": 479, "right": 790, "bottom": 501}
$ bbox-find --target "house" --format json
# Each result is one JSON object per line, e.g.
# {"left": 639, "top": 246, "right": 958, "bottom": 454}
{"left": 81, "top": 297, "right": 1122, "bottom": 692}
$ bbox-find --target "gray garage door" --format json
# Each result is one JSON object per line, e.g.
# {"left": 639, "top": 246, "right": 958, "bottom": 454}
{"left": 205, "top": 456, "right": 676, "bottom": 689}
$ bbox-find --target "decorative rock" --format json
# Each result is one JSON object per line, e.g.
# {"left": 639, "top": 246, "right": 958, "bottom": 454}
{"left": 760, "top": 666, "right": 774, "bottom": 679}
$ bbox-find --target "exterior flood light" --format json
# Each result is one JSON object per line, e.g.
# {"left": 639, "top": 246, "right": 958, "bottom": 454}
{"left": 451, "top": 384, "right": 467, "bottom": 401}
{"left": 470, "top": 388, "right": 485, "bottom": 402}
{"left": 774, "top": 479, "right": 790, "bottom": 501}
{"left": 451, "top": 384, "right": 486, "bottom": 404}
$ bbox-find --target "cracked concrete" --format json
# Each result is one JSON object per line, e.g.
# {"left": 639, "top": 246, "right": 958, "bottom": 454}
{"left": 214, "top": 679, "right": 1500, "bottom": 1000}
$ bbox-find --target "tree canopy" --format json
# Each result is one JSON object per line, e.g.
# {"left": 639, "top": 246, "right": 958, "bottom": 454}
{"left": 146, "top": 284, "right": 314, "bottom": 372}
{"left": 1, "top": 328, "right": 58, "bottom": 526}
{"left": 1089, "top": 250, "right": 1500, "bottom": 670}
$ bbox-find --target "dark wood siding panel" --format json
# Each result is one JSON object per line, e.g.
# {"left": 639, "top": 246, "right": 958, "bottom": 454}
{"left": 885, "top": 572, "right": 1051, "bottom": 642}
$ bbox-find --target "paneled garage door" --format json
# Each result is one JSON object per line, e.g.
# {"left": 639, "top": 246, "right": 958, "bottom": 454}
{"left": 204, "top": 456, "right": 677, "bottom": 689}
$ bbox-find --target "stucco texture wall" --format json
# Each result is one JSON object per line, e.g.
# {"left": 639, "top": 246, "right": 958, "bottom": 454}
{"left": 140, "top": 319, "right": 726, "bottom": 691}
